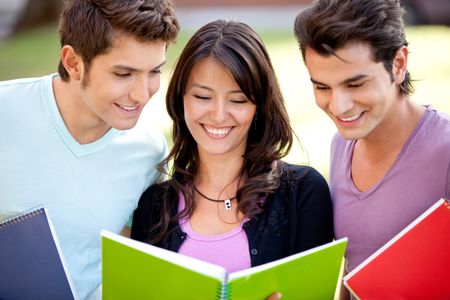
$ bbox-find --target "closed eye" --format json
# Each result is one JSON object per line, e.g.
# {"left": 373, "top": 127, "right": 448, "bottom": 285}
{"left": 230, "top": 99, "right": 249, "bottom": 104}
{"left": 194, "top": 95, "right": 210, "bottom": 100}
{"left": 114, "top": 72, "right": 131, "bottom": 78}
{"left": 314, "top": 85, "right": 329, "bottom": 90}
{"left": 348, "top": 82, "right": 364, "bottom": 88}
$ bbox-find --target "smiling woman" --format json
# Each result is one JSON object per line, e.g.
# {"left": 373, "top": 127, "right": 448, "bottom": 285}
{"left": 183, "top": 57, "right": 256, "bottom": 157}
{"left": 131, "top": 18, "right": 334, "bottom": 300}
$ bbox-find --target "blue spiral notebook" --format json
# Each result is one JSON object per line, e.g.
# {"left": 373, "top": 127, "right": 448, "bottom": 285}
{"left": 0, "top": 206, "right": 77, "bottom": 300}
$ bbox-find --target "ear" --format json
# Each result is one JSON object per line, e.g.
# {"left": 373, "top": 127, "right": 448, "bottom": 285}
{"left": 60, "top": 45, "right": 84, "bottom": 81}
{"left": 392, "top": 46, "right": 408, "bottom": 85}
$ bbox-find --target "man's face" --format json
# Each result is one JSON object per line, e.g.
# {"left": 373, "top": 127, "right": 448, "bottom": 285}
{"left": 78, "top": 34, "right": 166, "bottom": 131}
{"left": 304, "top": 42, "right": 402, "bottom": 141}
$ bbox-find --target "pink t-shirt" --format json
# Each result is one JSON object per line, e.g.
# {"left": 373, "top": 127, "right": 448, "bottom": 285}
{"left": 177, "top": 193, "right": 251, "bottom": 273}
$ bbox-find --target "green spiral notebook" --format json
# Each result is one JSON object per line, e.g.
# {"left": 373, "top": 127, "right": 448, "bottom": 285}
{"left": 101, "top": 230, "right": 347, "bottom": 300}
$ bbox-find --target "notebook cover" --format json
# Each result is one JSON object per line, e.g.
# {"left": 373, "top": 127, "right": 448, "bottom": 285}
{"left": 102, "top": 230, "right": 225, "bottom": 300}
{"left": 344, "top": 198, "right": 450, "bottom": 300}
{"left": 0, "top": 207, "right": 76, "bottom": 300}
{"left": 227, "top": 238, "right": 347, "bottom": 300}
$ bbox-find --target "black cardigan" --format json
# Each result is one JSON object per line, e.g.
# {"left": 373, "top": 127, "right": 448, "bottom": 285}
{"left": 131, "top": 162, "right": 334, "bottom": 267}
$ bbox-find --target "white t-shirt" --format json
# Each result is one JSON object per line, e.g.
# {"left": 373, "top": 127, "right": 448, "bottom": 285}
{"left": 0, "top": 74, "right": 167, "bottom": 299}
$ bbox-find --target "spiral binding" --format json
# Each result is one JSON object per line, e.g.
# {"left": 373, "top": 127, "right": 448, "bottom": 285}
{"left": 216, "top": 282, "right": 231, "bottom": 300}
{"left": 0, "top": 205, "right": 45, "bottom": 230}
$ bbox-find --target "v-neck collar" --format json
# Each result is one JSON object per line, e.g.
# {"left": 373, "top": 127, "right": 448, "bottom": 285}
{"left": 346, "top": 106, "right": 431, "bottom": 199}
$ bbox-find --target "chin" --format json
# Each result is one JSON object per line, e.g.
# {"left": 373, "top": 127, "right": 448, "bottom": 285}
{"left": 199, "top": 146, "right": 234, "bottom": 156}
{"left": 335, "top": 120, "right": 372, "bottom": 141}
{"left": 111, "top": 120, "right": 139, "bottom": 131}
{"left": 337, "top": 129, "right": 365, "bottom": 141}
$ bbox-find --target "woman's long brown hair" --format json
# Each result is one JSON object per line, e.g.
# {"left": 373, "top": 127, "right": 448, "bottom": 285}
{"left": 150, "top": 19, "right": 293, "bottom": 244}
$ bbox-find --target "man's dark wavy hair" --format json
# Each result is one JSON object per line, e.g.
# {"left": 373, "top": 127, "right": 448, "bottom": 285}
{"left": 294, "top": 0, "right": 413, "bottom": 96}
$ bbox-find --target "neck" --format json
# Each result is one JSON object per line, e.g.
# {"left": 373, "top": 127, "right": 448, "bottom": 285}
{"left": 358, "top": 97, "right": 425, "bottom": 159}
{"left": 53, "top": 77, "right": 111, "bottom": 144}
{"left": 195, "top": 153, "right": 244, "bottom": 196}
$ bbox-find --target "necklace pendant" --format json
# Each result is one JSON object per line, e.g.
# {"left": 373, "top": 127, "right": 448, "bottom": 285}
{"left": 224, "top": 199, "right": 232, "bottom": 211}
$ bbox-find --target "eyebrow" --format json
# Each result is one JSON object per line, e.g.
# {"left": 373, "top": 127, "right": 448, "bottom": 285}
{"left": 310, "top": 74, "right": 369, "bottom": 86}
{"left": 190, "top": 83, "right": 243, "bottom": 94}
{"left": 112, "top": 60, "right": 167, "bottom": 72}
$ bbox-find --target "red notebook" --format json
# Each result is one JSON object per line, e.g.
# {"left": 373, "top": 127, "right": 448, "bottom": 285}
{"left": 343, "top": 198, "right": 450, "bottom": 300}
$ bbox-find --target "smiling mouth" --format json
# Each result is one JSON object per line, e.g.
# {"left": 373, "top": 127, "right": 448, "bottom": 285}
{"left": 202, "top": 124, "right": 232, "bottom": 137}
{"left": 115, "top": 103, "right": 139, "bottom": 112}
{"left": 337, "top": 113, "right": 363, "bottom": 122}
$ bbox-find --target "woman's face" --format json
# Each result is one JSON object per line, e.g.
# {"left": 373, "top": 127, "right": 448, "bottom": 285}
{"left": 183, "top": 57, "right": 256, "bottom": 159}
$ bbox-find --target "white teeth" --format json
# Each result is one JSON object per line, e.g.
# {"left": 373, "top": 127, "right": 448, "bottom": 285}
{"left": 117, "top": 104, "right": 138, "bottom": 111}
{"left": 204, "top": 126, "right": 231, "bottom": 135}
{"left": 339, "top": 114, "right": 361, "bottom": 122}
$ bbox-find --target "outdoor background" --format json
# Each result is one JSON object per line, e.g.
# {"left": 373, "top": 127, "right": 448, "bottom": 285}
{"left": 0, "top": 1, "right": 449, "bottom": 180}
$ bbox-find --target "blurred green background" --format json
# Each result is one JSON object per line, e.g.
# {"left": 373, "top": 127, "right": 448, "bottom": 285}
{"left": 0, "top": 24, "right": 449, "bottom": 179}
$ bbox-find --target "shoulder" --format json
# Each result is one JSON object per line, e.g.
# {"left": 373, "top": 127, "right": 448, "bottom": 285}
{"left": 0, "top": 75, "right": 54, "bottom": 129}
{"left": 277, "top": 161, "right": 329, "bottom": 194}
{"left": 426, "top": 107, "right": 450, "bottom": 136}
{"left": 139, "top": 181, "right": 172, "bottom": 207}
{"left": 0, "top": 74, "right": 52, "bottom": 92}
{"left": 117, "top": 123, "right": 168, "bottom": 159}
{"left": 133, "top": 181, "right": 172, "bottom": 227}
{"left": 0, "top": 76, "right": 44, "bottom": 89}
{"left": 331, "top": 131, "right": 344, "bottom": 145}
{"left": 331, "top": 132, "right": 352, "bottom": 154}
{"left": 279, "top": 161, "right": 326, "bottom": 183}
{"left": 123, "top": 121, "right": 167, "bottom": 147}
{"left": 268, "top": 162, "right": 331, "bottom": 217}
{"left": 132, "top": 181, "right": 173, "bottom": 242}
{"left": 418, "top": 107, "right": 450, "bottom": 153}
{"left": 0, "top": 75, "right": 51, "bottom": 104}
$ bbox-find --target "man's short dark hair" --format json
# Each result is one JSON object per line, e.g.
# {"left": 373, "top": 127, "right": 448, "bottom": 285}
{"left": 57, "top": 0, "right": 179, "bottom": 81}
{"left": 294, "top": 0, "right": 413, "bottom": 96}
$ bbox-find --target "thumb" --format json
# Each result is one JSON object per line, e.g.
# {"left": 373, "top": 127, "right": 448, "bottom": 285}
{"left": 266, "top": 292, "right": 282, "bottom": 300}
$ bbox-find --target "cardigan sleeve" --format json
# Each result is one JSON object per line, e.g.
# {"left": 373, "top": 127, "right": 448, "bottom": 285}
{"left": 293, "top": 166, "right": 334, "bottom": 252}
{"left": 245, "top": 163, "right": 334, "bottom": 266}
{"left": 131, "top": 184, "right": 163, "bottom": 242}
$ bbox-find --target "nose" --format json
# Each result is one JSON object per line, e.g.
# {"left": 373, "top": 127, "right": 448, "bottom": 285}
{"left": 129, "top": 77, "right": 157, "bottom": 103}
{"left": 329, "top": 90, "right": 353, "bottom": 116}
{"left": 210, "top": 98, "right": 227, "bottom": 123}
